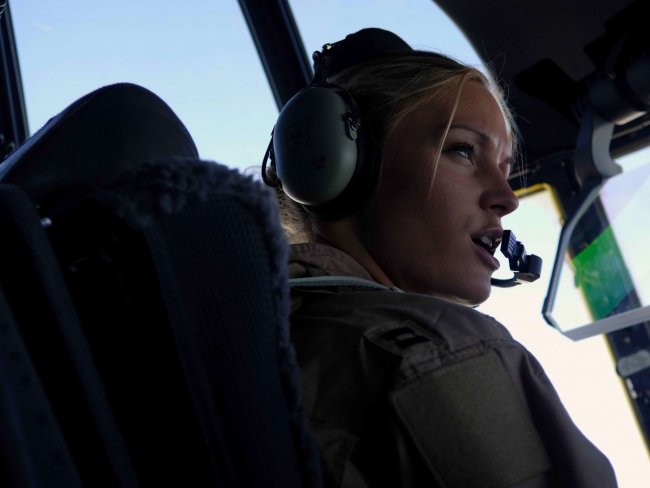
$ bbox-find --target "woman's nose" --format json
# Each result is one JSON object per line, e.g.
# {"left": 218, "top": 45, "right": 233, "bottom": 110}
{"left": 480, "top": 171, "right": 519, "bottom": 217}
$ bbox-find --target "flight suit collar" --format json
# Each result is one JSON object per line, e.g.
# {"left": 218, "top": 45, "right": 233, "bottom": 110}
{"left": 288, "top": 242, "right": 374, "bottom": 281}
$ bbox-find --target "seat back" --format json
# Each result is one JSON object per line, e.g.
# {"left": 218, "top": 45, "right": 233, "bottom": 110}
{"left": 0, "top": 82, "right": 321, "bottom": 485}
{"left": 47, "top": 160, "right": 321, "bottom": 486}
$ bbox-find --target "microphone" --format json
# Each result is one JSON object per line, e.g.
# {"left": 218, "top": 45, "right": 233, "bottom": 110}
{"left": 490, "top": 230, "right": 542, "bottom": 288}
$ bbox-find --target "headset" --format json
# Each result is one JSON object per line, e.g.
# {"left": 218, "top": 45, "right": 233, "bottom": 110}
{"left": 262, "top": 28, "right": 541, "bottom": 287}
{"left": 262, "top": 28, "right": 410, "bottom": 219}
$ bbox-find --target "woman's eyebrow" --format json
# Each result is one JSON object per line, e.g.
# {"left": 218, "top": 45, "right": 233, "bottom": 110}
{"left": 446, "top": 124, "right": 492, "bottom": 144}
{"left": 446, "top": 124, "right": 513, "bottom": 155}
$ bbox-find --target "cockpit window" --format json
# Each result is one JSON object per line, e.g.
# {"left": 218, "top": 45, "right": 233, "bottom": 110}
{"left": 11, "top": 0, "right": 277, "bottom": 170}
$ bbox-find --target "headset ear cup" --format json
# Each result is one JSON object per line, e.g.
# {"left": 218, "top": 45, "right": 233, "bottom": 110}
{"left": 303, "top": 120, "right": 378, "bottom": 219}
{"left": 273, "top": 86, "right": 358, "bottom": 207}
{"left": 270, "top": 85, "right": 378, "bottom": 219}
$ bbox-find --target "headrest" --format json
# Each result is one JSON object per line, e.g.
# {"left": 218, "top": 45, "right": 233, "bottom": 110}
{"left": 321, "top": 28, "right": 412, "bottom": 79}
{"left": 0, "top": 83, "right": 198, "bottom": 210}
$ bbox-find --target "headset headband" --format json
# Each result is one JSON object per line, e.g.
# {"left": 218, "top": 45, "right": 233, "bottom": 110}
{"left": 313, "top": 28, "right": 412, "bottom": 82}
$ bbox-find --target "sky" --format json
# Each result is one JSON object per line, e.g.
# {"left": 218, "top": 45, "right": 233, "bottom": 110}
{"left": 10, "top": 1, "right": 650, "bottom": 484}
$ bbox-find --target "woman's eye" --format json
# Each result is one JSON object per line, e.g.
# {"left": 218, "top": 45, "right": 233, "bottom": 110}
{"left": 446, "top": 142, "right": 474, "bottom": 160}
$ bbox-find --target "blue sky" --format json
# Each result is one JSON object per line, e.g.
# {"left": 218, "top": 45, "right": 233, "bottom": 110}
{"left": 10, "top": 1, "right": 650, "bottom": 483}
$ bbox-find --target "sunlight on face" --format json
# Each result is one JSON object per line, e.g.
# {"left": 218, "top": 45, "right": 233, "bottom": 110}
{"left": 362, "top": 81, "right": 518, "bottom": 305}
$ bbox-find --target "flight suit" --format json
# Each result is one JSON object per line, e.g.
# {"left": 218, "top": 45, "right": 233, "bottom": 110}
{"left": 289, "top": 242, "right": 617, "bottom": 487}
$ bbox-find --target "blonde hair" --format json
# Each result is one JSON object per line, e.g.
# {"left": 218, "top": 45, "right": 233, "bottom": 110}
{"left": 277, "top": 51, "right": 518, "bottom": 243}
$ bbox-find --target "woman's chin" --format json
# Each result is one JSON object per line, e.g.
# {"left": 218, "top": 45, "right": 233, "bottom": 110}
{"left": 395, "top": 271, "right": 493, "bottom": 306}
{"left": 420, "top": 281, "right": 492, "bottom": 307}
{"left": 412, "top": 285, "right": 492, "bottom": 307}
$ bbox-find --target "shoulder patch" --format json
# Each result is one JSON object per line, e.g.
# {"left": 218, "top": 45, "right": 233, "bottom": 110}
{"left": 390, "top": 350, "right": 550, "bottom": 487}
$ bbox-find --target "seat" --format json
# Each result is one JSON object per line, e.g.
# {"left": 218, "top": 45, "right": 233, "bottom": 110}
{"left": 0, "top": 183, "right": 137, "bottom": 487}
{"left": 0, "top": 84, "right": 322, "bottom": 486}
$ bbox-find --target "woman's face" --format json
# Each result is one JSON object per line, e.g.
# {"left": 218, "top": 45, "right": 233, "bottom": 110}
{"left": 362, "top": 81, "right": 518, "bottom": 305}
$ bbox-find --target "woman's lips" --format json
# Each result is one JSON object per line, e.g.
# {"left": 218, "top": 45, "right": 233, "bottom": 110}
{"left": 472, "top": 239, "right": 500, "bottom": 270}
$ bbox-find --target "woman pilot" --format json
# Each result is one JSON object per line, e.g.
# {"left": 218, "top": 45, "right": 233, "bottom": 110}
{"left": 263, "top": 28, "right": 617, "bottom": 488}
